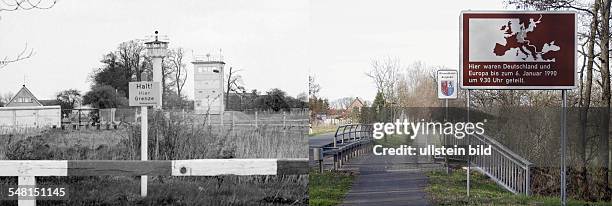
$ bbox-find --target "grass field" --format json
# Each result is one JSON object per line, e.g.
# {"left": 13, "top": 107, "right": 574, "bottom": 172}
{"left": 309, "top": 124, "right": 338, "bottom": 137}
{"left": 0, "top": 111, "right": 308, "bottom": 205}
{"left": 308, "top": 171, "right": 355, "bottom": 206}
{"left": 426, "top": 169, "right": 612, "bottom": 206}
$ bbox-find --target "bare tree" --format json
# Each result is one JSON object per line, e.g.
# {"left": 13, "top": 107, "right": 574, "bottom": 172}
{"left": 366, "top": 56, "right": 401, "bottom": 104}
{"left": 225, "top": 67, "right": 245, "bottom": 109}
{"left": 0, "top": 92, "right": 15, "bottom": 106}
{"left": 596, "top": 0, "right": 611, "bottom": 199}
{"left": 168, "top": 48, "right": 187, "bottom": 99}
{"left": 577, "top": 0, "right": 600, "bottom": 199}
{"left": 117, "top": 40, "right": 149, "bottom": 81}
{"left": 395, "top": 61, "right": 437, "bottom": 107}
{"left": 332, "top": 97, "right": 354, "bottom": 110}
{"left": 0, "top": 0, "right": 56, "bottom": 69}
{"left": 308, "top": 75, "right": 321, "bottom": 99}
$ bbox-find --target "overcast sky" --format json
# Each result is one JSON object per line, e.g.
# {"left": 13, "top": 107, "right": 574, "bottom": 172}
{"left": 0, "top": 0, "right": 309, "bottom": 100}
{"left": 310, "top": 0, "right": 506, "bottom": 102}
{"left": 1, "top": 0, "right": 507, "bottom": 102}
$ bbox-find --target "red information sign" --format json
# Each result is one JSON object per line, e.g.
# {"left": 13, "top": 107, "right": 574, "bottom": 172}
{"left": 460, "top": 11, "right": 576, "bottom": 89}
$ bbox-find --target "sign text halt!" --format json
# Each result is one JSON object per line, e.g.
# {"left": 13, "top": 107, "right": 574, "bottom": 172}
{"left": 129, "top": 82, "right": 161, "bottom": 107}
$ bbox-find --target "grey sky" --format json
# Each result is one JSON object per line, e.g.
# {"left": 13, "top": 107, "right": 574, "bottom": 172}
{"left": 1, "top": 0, "right": 508, "bottom": 103}
{"left": 310, "top": 0, "right": 505, "bottom": 102}
{"left": 1, "top": 0, "right": 308, "bottom": 100}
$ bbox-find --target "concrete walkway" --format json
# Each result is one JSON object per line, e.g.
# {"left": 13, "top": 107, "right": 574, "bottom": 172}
{"left": 342, "top": 134, "right": 442, "bottom": 206}
{"left": 308, "top": 132, "right": 336, "bottom": 148}
{"left": 341, "top": 154, "right": 434, "bottom": 206}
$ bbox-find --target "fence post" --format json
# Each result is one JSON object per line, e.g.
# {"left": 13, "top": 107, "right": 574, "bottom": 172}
{"left": 18, "top": 176, "right": 35, "bottom": 206}
{"left": 313, "top": 148, "right": 322, "bottom": 173}
{"left": 526, "top": 165, "right": 530, "bottom": 196}
{"left": 232, "top": 112, "right": 235, "bottom": 127}
{"left": 220, "top": 111, "right": 224, "bottom": 126}
{"left": 333, "top": 154, "right": 338, "bottom": 170}
{"left": 78, "top": 109, "right": 81, "bottom": 130}
{"left": 255, "top": 111, "right": 258, "bottom": 127}
{"left": 283, "top": 112, "right": 286, "bottom": 127}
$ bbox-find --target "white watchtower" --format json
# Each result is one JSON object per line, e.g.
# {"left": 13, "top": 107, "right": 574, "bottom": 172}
{"left": 144, "top": 31, "right": 169, "bottom": 109}
{"left": 192, "top": 53, "right": 225, "bottom": 114}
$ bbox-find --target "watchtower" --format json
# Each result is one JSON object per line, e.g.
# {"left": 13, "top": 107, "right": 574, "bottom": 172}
{"left": 192, "top": 53, "right": 224, "bottom": 114}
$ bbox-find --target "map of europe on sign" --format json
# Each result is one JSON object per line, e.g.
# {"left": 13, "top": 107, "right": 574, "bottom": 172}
{"left": 461, "top": 11, "right": 576, "bottom": 89}
{"left": 470, "top": 15, "right": 560, "bottom": 62}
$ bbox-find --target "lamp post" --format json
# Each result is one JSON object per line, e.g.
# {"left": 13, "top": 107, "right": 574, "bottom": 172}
{"left": 144, "top": 30, "right": 169, "bottom": 109}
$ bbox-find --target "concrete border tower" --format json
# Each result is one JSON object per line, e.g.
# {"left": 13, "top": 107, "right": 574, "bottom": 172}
{"left": 192, "top": 53, "right": 225, "bottom": 114}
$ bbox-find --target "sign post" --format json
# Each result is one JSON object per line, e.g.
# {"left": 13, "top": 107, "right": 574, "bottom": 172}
{"left": 129, "top": 81, "right": 161, "bottom": 197}
{"left": 140, "top": 106, "right": 147, "bottom": 197}
{"left": 437, "top": 70, "right": 458, "bottom": 175}
{"left": 466, "top": 89, "right": 470, "bottom": 197}
{"left": 460, "top": 11, "right": 576, "bottom": 205}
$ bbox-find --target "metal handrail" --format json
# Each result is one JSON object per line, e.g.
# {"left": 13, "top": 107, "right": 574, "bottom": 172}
{"left": 333, "top": 124, "right": 372, "bottom": 147}
{"left": 448, "top": 133, "right": 532, "bottom": 195}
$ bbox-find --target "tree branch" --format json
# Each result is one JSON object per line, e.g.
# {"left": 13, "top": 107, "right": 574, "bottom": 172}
{"left": 0, "top": 43, "right": 34, "bottom": 69}
{"left": 0, "top": 0, "right": 55, "bottom": 11}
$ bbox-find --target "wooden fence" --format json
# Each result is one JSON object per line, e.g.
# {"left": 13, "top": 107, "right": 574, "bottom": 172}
{"left": 0, "top": 158, "right": 308, "bottom": 206}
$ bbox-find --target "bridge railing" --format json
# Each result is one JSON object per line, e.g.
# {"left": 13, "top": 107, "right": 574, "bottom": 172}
{"left": 312, "top": 124, "right": 373, "bottom": 172}
{"left": 333, "top": 124, "right": 373, "bottom": 147}
{"left": 447, "top": 133, "right": 532, "bottom": 195}
{"left": 0, "top": 159, "right": 308, "bottom": 206}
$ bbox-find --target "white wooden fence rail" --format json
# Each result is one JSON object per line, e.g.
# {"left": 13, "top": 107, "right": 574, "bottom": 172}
{"left": 0, "top": 158, "right": 308, "bottom": 206}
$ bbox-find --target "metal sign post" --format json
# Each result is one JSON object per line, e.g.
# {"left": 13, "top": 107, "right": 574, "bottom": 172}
{"left": 445, "top": 98, "right": 451, "bottom": 174}
{"left": 437, "top": 70, "right": 458, "bottom": 174}
{"left": 466, "top": 89, "right": 471, "bottom": 197}
{"left": 561, "top": 90, "right": 567, "bottom": 205}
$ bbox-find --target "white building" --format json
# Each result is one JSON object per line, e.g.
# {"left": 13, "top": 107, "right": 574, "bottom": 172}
{"left": 192, "top": 54, "right": 225, "bottom": 114}
{"left": 0, "top": 85, "right": 61, "bottom": 127}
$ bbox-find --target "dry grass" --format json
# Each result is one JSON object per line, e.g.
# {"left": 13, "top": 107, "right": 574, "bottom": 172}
{"left": 0, "top": 110, "right": 308, "bottom": 205}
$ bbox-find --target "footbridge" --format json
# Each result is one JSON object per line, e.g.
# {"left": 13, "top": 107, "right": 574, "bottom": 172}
{"left": 309, "top": 123, "right": 533, "bottom": 196}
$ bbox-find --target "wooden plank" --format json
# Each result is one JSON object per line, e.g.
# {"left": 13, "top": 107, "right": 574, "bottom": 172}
{"left": 67, "top": 160, "right": 171, "bottom": 176}
{"left": 276, "top": 159, "right": 309, "bottom": 175}
{"left": 172, "top": 159, "right": 277, "bottom": 176}
{"left": 0, "top": 160, "right": 67, "bottom": 176}
{"left": 18, "top": 176, "right": 36, "bottom": 206}
{"left": 0, "top": 159, "right": 305, "bottom": 177}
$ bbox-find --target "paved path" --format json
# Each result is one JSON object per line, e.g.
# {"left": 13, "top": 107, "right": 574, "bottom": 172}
{"left": 308, "top": 132, "right": 336, "bottom": 148}
{"left": 341, "top": 134, "right": 442, "bottom": 206}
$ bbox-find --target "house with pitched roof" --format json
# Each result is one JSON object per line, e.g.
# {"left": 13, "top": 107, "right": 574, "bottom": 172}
{"left": 0, "top": 85, "right": 61, "bottom": 127}
{"left": 5, "top": 85, "right": 44, "bottom": 107}
{"left": 346, "top": 97, "right": 364, "bottom": 113}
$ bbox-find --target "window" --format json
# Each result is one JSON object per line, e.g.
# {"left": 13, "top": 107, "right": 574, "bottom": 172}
{"left": 14, "top": 97, "right": 32, "bottom": 103}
